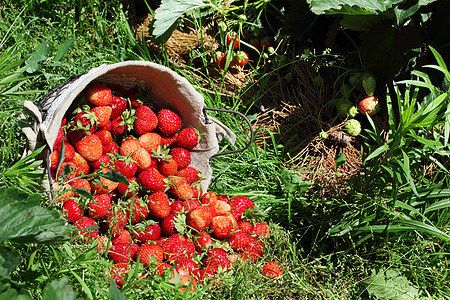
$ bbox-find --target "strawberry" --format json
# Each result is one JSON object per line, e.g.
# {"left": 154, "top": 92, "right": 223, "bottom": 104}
{"left": 228, "top": 232, "right": 254, "bottom": 251}
{"left": 86, "top": 83, "right": 112, "bottom": 106}
{"left": 72, "top": 152, "right": 90, "bottom": 175}
{"left": 133, "top": 147, "right": 152, "bottom": 171}
{"left": 260, "top": 36, "right": 274, "bottom": 49}
{"left": 229, "top": 196, "right": 255, "bottom": 222}
{"left": 57, "top": 161, "right": 79, "bottom": 181}
{"left": 120, "top": 138, "right": 151, "bottom": 171}
{"left": 226, "top": 32, "right": 239, "bottom": 49}
{"left": 114, "top": 155, "right": 138, "bottom": 178}
{"left": 170, "top": 147, "right": 191, "bottom": 170}
{"left": 127, "top": 195, "right": 149, "bottom": 224}
{"left": 240, "top": 240, "right": 264, "bottom": 262}
{"left": 108, "top": 242, "right": 134, "bottom": 264}
{"left": 183, "top": 199, "right": 201, "bottom": 212}
{"left": 158, "top": 157, "right": 178, "bottom": 177}
{"left": 147, "top": 191, "right": 171, "bottom": 219}
{"left": 160, "top": 133, "right": 178, "bottom": 147}
{"left": 134, "top": 105, "right": 158, "bottom": 135}
{"left": 253, "top": 221, "right": 271, "bottom": 238}
{"left": 161, "top": 212, "right": 178, "bottom": 236}
{"left": 49, "top": 150, "right": 59, "bottom": 170}
{"left": 88, "top": 194, "right": 111, "bottom": 220}
{"left": 99, "top": 120, "right": 112, "bottom": 132}
{"left": 91, "top": 106, "right": 112, "bottom": 127}
{"left": 210, "top": 215, "right": 232, "bottom": 239}
{"left": 96, "top": 235, "right": 110, "bottom": 254}
{"left": 171, "top": 200, "right": 186, "bottom": 213}
{"left": 175, "top": 258, "right": 200, "bottom": 280}
{"left": 137, "top": 243, "right": 164, "bottom": 266}
{"left": 73, "top": 216, "right": 99, "bottom": 241}
{"left": 119, "top": 137, "right": 141, "bottom": 157}
{"left": 90, "top": 154, "right": 112, "bottom": 170}
{"left": 62, "top": 199, "right": 83, "bottom": 223}
{"left": 139, "top": 132, "right": 162, "bottom": 154}
{"left": 203, "top": 248, "right": 230, "bottom": 273}
{"left": 117, "top": 176, "right": 140, "bottom": 198}
{"left": 176, "top": 127, "right": 200, "bottom": 149}
{"left": 111, "top": 229, "right": 133, "bottom": 245}
{"left": 132, "top": 221, "right": 161, "bottom": 243}
{"left": 193, "top": 231, "right": 212, "bottom": 252}
{"left": 155, "top": 262, "right": 172, "bottom": 276}
{"left": 358, "top": 95, "right": 380, "bottom": 116}
{"left": 200, "top": 191, "right": 217, "bottom": 205}
{"left": 157, "top": 109, "right": 182, "bottom": 136}
{"left": 344, "top": 119, "right": 362, "bottom": 137}
{"left": 162, "top": 234, "right": 195, "bottom": 262}
{"left": 215, "top": 51, "right": 227, "bottom": 69}
{"left": 262, "top": 261, "right": 284, "bottom": 279}
{"left": 187, "top": 206, "right": 214, "bottom": 232}
{"left": 233, "top": 50, "right": 249, "bottom": 66}
{"left": 166, "top": 176, "right": 194, "bottom": 201}
{"left": 105, "top": 207, "right": 128, "bottom": 238}
{"left": 110, "top": 263, "right": 129, "bottom": 289}
{"left": 62, "top": 143, "right": 76, "bottom": 161}
{"left": 54, "top": 183, "right": 74, "bottom": 204}
{"left": 176, "top": 167, "right": 200, "bottom": 184}
{"left": 209, "top": 199, "right": 231, "bottom": 216}
{"left": 73, "top": 110, "right": 98, "bottom": 134}
{"left": 90, "top": 167, "right": 120, "bottom": 194}
{"left": 111, "top": 116, "right": 126, "bottom": 136}
{"left": 125, "top": 87, "right": 144, "bottom": 108}
{"left": 94, "top": 130, "right": 114, "bottom": 154}
{"left": 138, "top": 168, "right": 166, "bottom": 193}
{"left": 223, "top": 211, "right": 239, "bottom": 230}
{"left": 76, "top": 134, "right": 103, "bottom": 162}
{"left": 52, "top": 128, "right": 65, "bottom": 151}
{"left": 109, "top": 95, "right": 127, "bottom": 119}
{"left": 239, "top": 221, "right": 254, "bottom": 234}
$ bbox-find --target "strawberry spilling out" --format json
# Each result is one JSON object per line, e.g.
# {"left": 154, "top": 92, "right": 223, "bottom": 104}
{"left": 51, "top": 82, "right": 277, "bottom": 291}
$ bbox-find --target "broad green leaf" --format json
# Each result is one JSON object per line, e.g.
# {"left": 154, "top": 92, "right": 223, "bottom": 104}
{"left": 394, "top": 2, "right": 419, "bottom": 25}
{"left": 0, "top": 246, "right": 21, "bottom": 278}
{"left": 363, "top": 268, "right": 421, "bottom": 300}
{"left": 340, "top": 14, "right": 388, "bottom": 31}
{"left": 0, "top": 187, "right": 71, "bottom": 243}
{"left": 100, "top": 171, "right": 128, "bottom": 185}
{"left": 42, "top": 278, "right": 76, "bottom": 300}
{"left": 307, "top": 0, "right": 404, "bottom": 15}
{"left": 51, "top": 39, "right": 74, "bottom": 66}
{"left": 25, "top": 41, "right": 49, "bottom": 73}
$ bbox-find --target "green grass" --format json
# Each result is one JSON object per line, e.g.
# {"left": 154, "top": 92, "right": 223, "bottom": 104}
{"left": 0, "top": 0, "right": 449, "bottom": 299}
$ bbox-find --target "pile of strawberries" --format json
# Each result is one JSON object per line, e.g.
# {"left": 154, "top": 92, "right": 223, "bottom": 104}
{"left": 50, "top": 82, "right": 282, "bottom": 291}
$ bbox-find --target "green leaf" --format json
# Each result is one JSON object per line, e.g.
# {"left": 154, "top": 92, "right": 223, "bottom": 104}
{"left": 363, "top": 268, "right": 421, "bottom": 300}
{"left": 42, "top": 278, "right": 76, "bottom": 300}
{"left": 340, "top": 14, "right": 388, "bottom": 31}
{"left": 424, "top": 199, "right": 450, "bottom": 214}
{"left": 151, "top": 0, "right": 211, "bottom": 41}
{"left": 51, "top": 39, "right": 74, "bottom": 66}
{"left": 25, "top": 41, "right": 49, "bottom": 73}
{"left": 307, "top": 0, "right": 404, "bottom": 15}
{"left": 0, "top": 246, "right": 21, "bottom": 279}
{"left": 394, "top": 2, "right": 419, "bottom": 25}
{"left": 109, "top": 281, "right": 128, "bottom": 300}
{"left": 0, "top": 187, "right": 72, "bottom": 243}
{"left": 335, "top": 152, "right": 346, "bottom": 167}
{"left": 392, "top": 219, "right": 450, "bottom": 241}
{"left": 100, "top": 171, "right": 128, "bottom": 185}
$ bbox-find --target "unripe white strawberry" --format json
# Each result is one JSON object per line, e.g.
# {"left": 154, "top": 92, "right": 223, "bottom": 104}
{"left": 358, "top": 95, "right": 380, "bottom": 116}
{"left": 362, "top": 71, "right": 376, "bottom": 96}
{"left": 344, "top": 119, "right": 361, "bottom": 137}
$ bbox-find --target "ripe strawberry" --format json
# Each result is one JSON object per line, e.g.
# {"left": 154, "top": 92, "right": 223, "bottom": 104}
{"left": 120, "top": 138, "right": 151, "bottom": 171}
{"left": 229, "top": 196, "right": 255, "bottom": 222}
{"left": 224, "top": 211, "right": 239, "bottom": 230}
{"left": 160, "top": 133, "right": 178, "bottom": 147}
{"left": 240, "top": 240, "right": 264, "bottom": 262}
{"left": 239, "top": 221, "right": 253, "bottom": 234}
{"left": 138, "top": 168, "right": 166, "bottom": 193}
{"left": 157, "top": 157, "right": 178, "bottom": 177}
{"left": 117, "top": 176, "right": 140, "bottom": 198}
{"left": 358, "top": 95, "right": 380, "bottom": 116}
{"left": 175, "top": 258, "right": 200, "bottom": 280}
{"left": 176, "top": 167, "right": 200, "bottom": 184}
{"left": 170, "top": 147, "right": 191, "bottom": 170}
{"left": 111, "top": 116, "right": 126, "bottom": 136}
{"left": 193, "top": 231, "right": 212, "bottom": 252}
{"left": 62, "top": 143, "right": 76, "bottom": 161}
{"left": 110, "top": 263, "right": 129, "bottom": 289}
{"left": 215, "top": 51, "right": 227, "bottom": 69}
{"left": 134, "top": 105, "right": 158, "bottom": 135}
{"left": 119, "top": 137, "right": 141, "bottom": 156}
{"left": 86, "top": 83, "right": 112, "bottom": 106}
{"left": 187, "top": 206, "right": 214, "bottom": 232}
{"left": 91, "top": 106, "right": 112, "bottom": 127}
{"left": 157, "top": 109, "right": 182, "bottom": 136}
{"left": 127, "top": 195, "right": 149, "bottom": 224}
{"left": 162, "top": 234, "right": 195, "bottom": 262}
{"left": 137, "top": 243, "right": 164, "bottom": 266}
{"left": 76, "top": 134, "right": 103, "bottom": 161}
{"left": 226, "top": 32, "right": 239, "bottom": 49}
{"left": 73, "top": 216, "right": 99, "bottom": 241}
{"left": 210, "top": 216, "right": 232, "bottom": 239}
{"left": 177, "top": 128, "right": 200, "bottom": 149}
{"left": 233, "top": 51, "right": 249, "bottom": 66}
{"left": 200, "top": 191, "right": 217, "bottom": 205}
{"left": 133, "top": 147, "right": 152, "bottom": 171}
{"left": 52, "top": 128, "right": 65, "bottom": 151}
{"left": 166, "top": 176, "right": 194, "bottom": 201}
{"left": 90, "top": 167, "right": 120, "bottom": 194}
{"left": 147, "top": 191, "right": 171, "bottom": 219}
{"left": 139, "top": 132, "right": 162, "bottom": 154}
{"left": 72, "top": 152, "right": 90, "bottom": 175}
{"left": 73, "top": 110, "right": 98, "bottom": 134}
{"left": 94, "top": 130, "right": 114, "bottom": 154}
{"left": 114, "top": 156, "right": 138, "bottom": 178}
{"left": 105, "top": 207, "right": 128, "bottom": 238}
{"left": 54, "top": 183, "right": 74, "bottom": 204}
{"left": 108, "top": 242, "right": 134, "bottom": 264}
{"left": 62, "top": 199, "right": 83, "bottom": 223}
{"left": 88, "top": 194, "right": 111, "bottom": 220}
{"left": 228, "top": 232, "right": 254, "bottom": 251}
{"left": 99, "top": 120, "right": 112, "bottom": 131}
{"left": 262, "top": 261, "right": 284, "bottom": 279}
{"left": 209, "top": 199, "right": 231, "bottom": 216}
{"left": 49, "top": 149, "right": 59, "bottom": 170}
{"left": 132, "top": 221, "right": 161, "bottom": 243}
{"left": 109, "top": 95, "right": 127, "bottom": 119}
{"left": 253, "top": 221, "right": 271, "bottom": 238}
{"left": 183, "top": 199, "right": 202, "bottom": 212}
{"left": 57, "top": 161, "right": 79, "bottom": 181}
{"left": 111, "top": 229, "right": 133, "bottom": 245}
{"left": 96, "top": 235, "right": 109, "bottom": 254}
{"left": 155, "top": 262, "right": 172, "bottom": 276}
{"left": 90, "top": 154, "right": 112, "bottom": 170}
{"left": 161, "top": 212, "right": 178, "bottom": 236}
{"left": 203, "top": 248, "right": 230, "bottom": 273}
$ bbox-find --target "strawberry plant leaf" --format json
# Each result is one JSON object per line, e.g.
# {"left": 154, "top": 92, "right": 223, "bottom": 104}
{"left": 25, "top": 41, "right": 49, "bottom": 73}
{"left": 108, "top": 281, "right": 128, "bottom": 300}
{"left": 42, "top": 278, "right": 76, "bottom": 300}
{"left": 100, "top": 170, "right": 128, "bottom": 185}
{"left": 50, "top": 39, "right": 74, "bottom": 67}
{"left": 0, "top": 187, "right": 71, "bottom": 244}
{"left": 0, "top": 246, "right": 21, "bottom": 279}
{"left": 363, "top": 268, "right": 421, "bottom": 299}
{"left": 307, "top": 0, "right": 404, "bottom": 15}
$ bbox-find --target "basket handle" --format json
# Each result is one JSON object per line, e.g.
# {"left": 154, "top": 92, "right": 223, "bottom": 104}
{"left": 203, "top": 107, "right": 254, "bottom": 159}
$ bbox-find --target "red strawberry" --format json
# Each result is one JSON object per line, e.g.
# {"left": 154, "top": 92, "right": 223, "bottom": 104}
{"left": 90, "top": 167, "right": 119, "bottom": 194}
{"left": 253, "top": 221, "right": 271, "bottom": 238}
{"left": 110, "top": 263, "right": 129, "bottom": 288}
{"left": 160, "top": 133, "right": 178, "bottom": 147}
{"left": 239, "top": 221, "right": 254, "bottom": 234}
{"left": 175, "top": 258, "right": 200, "bottom": 280}
{"left": 138, "top": 168, "right": 166, "bottom": 193}
{"left": 117, "top": 176, "right": 140, "bottom": 198}
{"left": 183, "top": 199, "right": 201, "bottom": 212}
{"left": 86, "top": 83, "right": 112, "bottom": 106}
{"left": 88, "top": 194, "right": 111, "bottom": 220}
{"left": 70, "top": 177, "right": 92, "bottom": 196}
{"left": 260, "top": 36, "right": 274, "bottom": 49}
{"left": 176, "top": 128, "right": 200, "bottom": 149}
{"left": 229, "top": 196, "right": 255, "bottom": 222}
{"left": 73, "top": 110, "right": 98, "bottom": 134}
{"left": 91, "top": 106, "right": 112, "bottom": 127}
{"left": 358, "top": 95, "right": 380, "bottom": 116}
{"left": 76, "top": 134, "right": 103, "bottom": 162}
{"left": 170, "top": 147, "right": 191, "bottom": 170}
{"left": 187, "top": 206, "right": 214, "bottom": 232}
{"left": 111, "top": 229, "right": 133, "bottom": 245}
{"left": 226, "top": 32, "right": 239, "bottom": 49}
{"left": 109, "top": 95, "right": 127, "bottom": 119}
{"left": 139, "top": 132, "right": 161, "bottom": 154}
{"left": 134, "top": 105, "right": 158, "bottom": 135}
{"left": 54, "top": 183, "right": 74, "bottom": 204}
{"left": 62, "top": 199, "right": 83, "bottom": 223}
{"left": 132, "top": 221, "right": 161, "bottom": 243}
{"left": 157, "top": 109, "right": 182, "bottom": 136}
{"left": 155, "top": 262, "right": 172, "bottom": 276}
{"left": 94, "top": 130, "right": 114, "bottom": 154}
{"left": 157, "top": 157, "right": 178, "bottom": 177}
{"left": 262, "top": 261, "right": 284, "bottom": 279}
{"left": 105, "top": 208, "right": 128, "bottom": 238}
{"left": 73, "top": 216, "right": 99, "bottom": 241}
{"left": 61, "top": 143, "right": 76, "bottom": 161}
{"left": 162, "top": 234, "right": 195, "bottom": 262}
{"left": 147, "top": 191, "right": 171, "bottom": 219}
{"left": 137, "top": 243, "right": 164, "bottom": 266}
{"left": 160, "top": 212, "right": 179, "bottom": 236}
{"left": 233, "top": 51, "right": 249, "bottom": 66}
{"left": 203, "top": 248, "right": 230, "bottom": 273}
{"left": 90, "top": 154, "right": 112, "bottom": 170}
{"left": 166, "top": 176, "right": 194, "bottom": 201}
{"left": 114, "top": 156, "right": 138, "bottom": 178}
{"left": 228, "top": 232, "right": 254, "bottom": 251}
{"left": 108, "top": 242, "right": 134, "bottom": 264}
{"left": 240, "top": 240, "right": 264, "bottom": 262}
{"left": 72, "top": 152, "right": 90, "bottom": 175}
{"left": 223, "top": 211, "right": 239, "bottom": 231}
{"left": 111, "top": 116, "right": 126, "bottom": 136}
{"left": 210, "top": 216, "right": 232, "bottom": 239}
{"left": 49, "top": 150, "right": 59, "bottom": 170}
{"left": 193, "top": 231, "right": 212, "bottom": 252}
{"left": 53, "top": 128, "right": 65, "bottom": 151}
{"left": 57, "top": 161, "right": 79, "bottom": 181}
{"left": 127, "top": 195, "right": 149, "bottom": 224}
{"left": 200, "top": 191, "right": 217, "bottom": 205}
{"left": 215, "top": 51, "right": 227, "bottom": 69}
{"left": 209, "top": 199, "right": 231, "bottom": 216}
{"left": 176, "top": 167, "right": 200, "bottom": 184}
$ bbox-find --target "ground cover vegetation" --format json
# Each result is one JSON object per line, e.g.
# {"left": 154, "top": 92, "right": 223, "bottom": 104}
{"left": 0, "top": 0, "right": 449, "bottom": 299}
